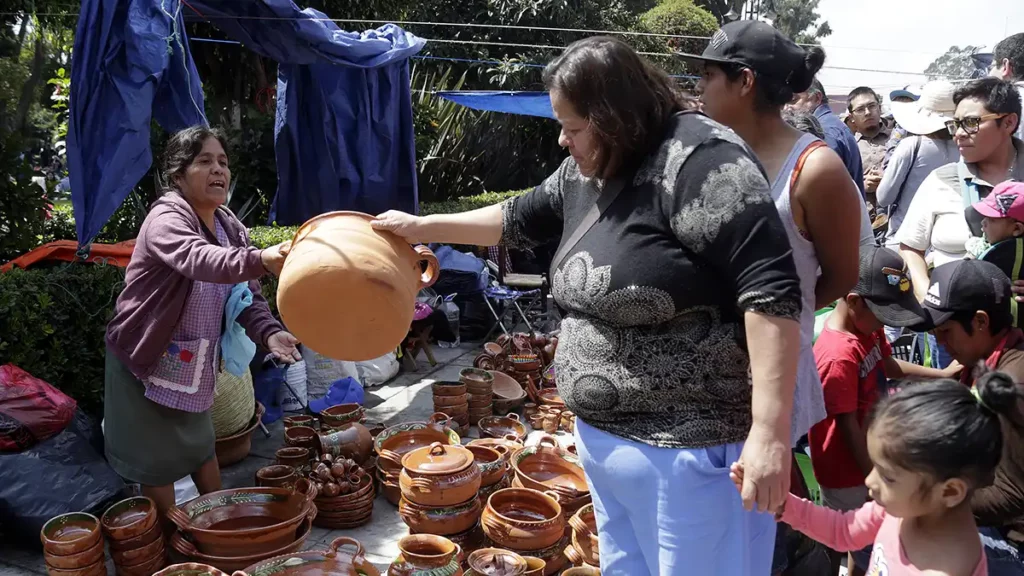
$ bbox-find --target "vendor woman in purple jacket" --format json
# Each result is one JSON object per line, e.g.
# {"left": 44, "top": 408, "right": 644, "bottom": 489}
{"left": 104, "top": 126, "right": 298, "bottom": 515}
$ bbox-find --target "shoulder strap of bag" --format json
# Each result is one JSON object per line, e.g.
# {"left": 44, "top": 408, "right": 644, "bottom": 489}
{"left": 788, "top": 140, "right": 828, "bottom": 192}
{"left": 549, "top": 177, "right": 628, "bottom": 275}
{"left": 889, "top": 136, "right": 922, "bottom": 214}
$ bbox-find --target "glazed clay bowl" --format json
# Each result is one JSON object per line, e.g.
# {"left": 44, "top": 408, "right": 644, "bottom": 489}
{"left": 255, "top": 465, "right": 298, "bottom": 490}
{"left": 399, "top": 496, "right": 482, "bottom": 536}
{"left": 478, "top": 474, "right": 512, "bottom": 508}
{"left": 320, "top": 403, "right": 363, "bottom": 428}
{"left": 154, "top": 563, "right": 244, "bottom": 576}
{"left": 101, "top": 496, "right": 158, "bottom": 543}
{"left": 478, "top": 414, "right": 527, "bottom": 442}
{"left": 170, "top": 516, "right": 312, "bottom": 573}
{"left": 510, "top": 475, "right": 591, "bottom": 518}
{"left": 315, "top": 500, "right": 375, "bottom": 521}
{"left": 537, "top": 389, "right": 563, "bottom": 408}
{"left": 570, "top": 525, "right": 600, "bottom": 567}
{"left": 390, "top": 534, "right": 462, "bottom": 576}
{"left": 460, "top": 368, "right": 494, "bottom": 387}
{"left": 511, "top": 436, "right": 589, "bottom": 500}
{"left": 507, "top": 533, "right": 569, "bottom": 575}
{"left": 466, "top": 444, "right": 508, "bottom": 487}
{"left": 399, "top": 442, "right": 481, "bottom": 507}
{"left": 436, "top": 403, "right": 469, "bottom": 418}
{"left": 562, "top": 567, "right": 601, "bottom": 576}
{"left": 374, "top": 420, "right": 460, "bottom": 475}
{"left": 466, "top": 548, "right": 527, "bottom": 576}
{"left": 110, "top": 529, "right": 166, "bottom": 566}
{"left": 282, "top": 415, "right": 315, "bottom": 429}
{"left": 40, "top": 512, "right": 102, "bottom": 557}
{"left": 43, "top": 537, "right": 105, "bottom": 570}
{"left": 481, "top": 488, "right": 565, "bottom": 551}
{"left": 241, "top": 536, "right": 380, "bottom": 576}
{"left": 284, "top": 426, "right": 319, "bottom": 451}
{"left": 432, "top": 381, "right": 467, "bottom": 397}
{"left": 276, "top": 210, "right": 440, "bottom": 363}
{"left": 43, "top": 559, "right": 106, "bottom": 576}
{"left": 108, "top": 516, "right": 161, "bottom": 551}
{"left": 118, "top": 548, "right": 169, "bottom": 576}
{"left": 166, "top": 485, "right": 316, "bottom": 557}
{"left": 433, "top": 392, "right": 470, "bottom": 408}
{"left": 275, "top": 447, "right": 311, "bottom": 470}
{"left": 468, "top": 435, "right": 523, "bottom": 461}
{"left": 569, "top": 503, "right": 597, "bottom": 539}
{"left": 487, "top": 370, "right": 525, "bottom": 400}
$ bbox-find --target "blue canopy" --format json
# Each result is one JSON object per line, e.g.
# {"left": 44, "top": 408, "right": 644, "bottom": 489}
{"left": 68, "top": 0, "right": 424, "bottom": 245}
{"left": 437, "top": 91, "right": 555, "bottom": 120}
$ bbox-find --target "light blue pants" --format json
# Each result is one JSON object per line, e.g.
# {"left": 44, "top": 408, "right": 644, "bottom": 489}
{"left": 574, "top": 419, "right": 777, "bottom": 575}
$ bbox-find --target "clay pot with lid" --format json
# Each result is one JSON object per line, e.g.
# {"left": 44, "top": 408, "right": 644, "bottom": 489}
{"left": 389, "top": 534, "right": 463, "bottom": 576}
{"left": 276, "top": 211, "right": 439, "bottom": 362}
{"left": 399, "top": 442, "right": 481, "bottom": 506}
{"left": 481, "top": 488, "right": 565, "bottom": 551}
{"left": 466, "top": 548, "right": 527, "bottom": 576}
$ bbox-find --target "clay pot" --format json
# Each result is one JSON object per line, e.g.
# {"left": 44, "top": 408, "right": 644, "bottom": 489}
{"left": 522, "top": 556, "right": 546, "bottom": 576}
{"left": 524, "top": 403, "right": 539, "bottom": 419}
{"left": 466, "top": 444, "right": 507, "bottom": 487}
{"left": 468, "top": 435, "right": 523, "bottom": 459}
{"left": 320, "top": 403, "right": 364, "bottom": 428}
{"left": 511, "top": 533, "right": 570, "bottom": 576}
{"left": 154, "top": 564, "right": 243, "bottom": 576}
{"left": 478, "top": 413, "right": 527, "bottom": 442}
{"left": 276, "top": 211, "right": 440, "bottom": 362}
{"left": 166, "top": 485, "right": 316, "bottom": 557}
{"left": 570, "top": 524, "right": 600, "bottom": 567}
{"left": 374, "top": 420, "right": 461, "bottom": 475}
{"left": 537, "top": 389, "right": 563, "bottom": 408}
{"left": 529, "top": 414, "right": 544, "bottom": 431}
{"left": 389, "top": 534, "right": 463, "bottom": 576}
{"left": 398, "top": 496, "right": 482, "bottom": 536}
{"left": 541, "top": 415, "right": 558, "bottom": 434}
{"left": 466, "top": 548, "right": 527, "bottom": 576}
{"left": 43, "top": 559, "right": 106, "bottom": 576}
{"left": 434, "top": 392, "right": 470, "bottom": 408}
{"left": 283, "top": 415, "right": 315, "bottom": 429}
{"left": 255, "top": 465, "right": 298, "bottom": 489}
{"left": 399, "top": 442, "right": 481, "bottom": 507}
{"left": 109, "top": 530, "right": 165, "bottom": 567}
{"left": 380, "top": 477, "right": 402, "bottom": 506}
{"left": 569, "top": 503, "right": 597, "bottom": 539}
{"left": 284, "top": 425, "right": 319, "bottom": 451}
{"left": 511, "top": 436, "right": 589, "bottom": 500}
{"left": 40, "top": 512, "right": 102, "bottom": 557}
{"left": 318, "top": 423, "right": 373, "bottom": 463}
{"left": 169, "top": 516, "right": 313, "bottom": 572}
{"left": 107, "top": 518, "right": 161, "bottom": 551}
{"left": 433, "top": 381, "right": 467, "bottom": 397}
{"left": 275, "top": 446, "right": 311, "bottom": 470}
{"left": 560, "top": 411, "right": 575, "bottom": 433}
{"left": 43, "top": 537, "right": 105, "bottom": 570}
{"left": 215, "top": 402, "right": 265, "bottom": 467}
{"left": 481, "top": 488, "right": 565, "bottom": 551}
{"left": 100, "top": 496, "right": 158, "bottom": 544}
{"left": 241, "top": 536, "right": 380, "bottom": 576}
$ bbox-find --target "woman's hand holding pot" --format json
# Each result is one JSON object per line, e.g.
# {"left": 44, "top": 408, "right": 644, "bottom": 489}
{"left": 261, "top": 241, "right": 291, "bottom": 276}
{"left": 372, "top": 211, "right": 427, "bottom": 243}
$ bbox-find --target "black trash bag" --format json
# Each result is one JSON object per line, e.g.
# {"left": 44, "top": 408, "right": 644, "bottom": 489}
{"left": 0, "top": 409, "right": 126, "bottom": 551}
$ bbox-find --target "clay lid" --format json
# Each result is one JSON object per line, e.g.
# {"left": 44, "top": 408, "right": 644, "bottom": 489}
{"left": 467, "top": 548, "right": 527, "bottom": 576}
{"left": 401, "top": 442, "right": 474, "bottom": 475}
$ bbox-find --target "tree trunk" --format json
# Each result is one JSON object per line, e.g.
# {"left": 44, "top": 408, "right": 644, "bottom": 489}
{"left": 14, "top": 15, "right": 28, "bottom": 61}
{"left": 15, "top": 35, "right": 47, "bottom": 136}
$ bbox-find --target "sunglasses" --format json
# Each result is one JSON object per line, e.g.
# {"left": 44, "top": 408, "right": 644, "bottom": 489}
{"left": 944, "top": 113, "right": 1007, "bottom": 136}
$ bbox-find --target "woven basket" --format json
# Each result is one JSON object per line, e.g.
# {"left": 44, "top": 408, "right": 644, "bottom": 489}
{"left": 212, "top": 367, "right": 256, "bottom": 438}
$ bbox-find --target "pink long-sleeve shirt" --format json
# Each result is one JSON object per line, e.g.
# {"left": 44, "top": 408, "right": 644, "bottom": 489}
{"left": 781, "top": 494, "right": 988, "bottom": 576}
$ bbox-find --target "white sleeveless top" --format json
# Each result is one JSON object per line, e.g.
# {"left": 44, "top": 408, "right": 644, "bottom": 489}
{"left": 770, "top": 133, "right": 828, "bottom": 445}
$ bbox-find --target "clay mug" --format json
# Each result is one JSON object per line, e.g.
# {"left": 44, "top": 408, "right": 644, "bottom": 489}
{"left": 524, "top": 403, "right": 539, "bottom": 419}
{"left": 542, "top": 414, "right": 558, "bottom": 434}
{"left": 275, "top": 446, "right": 311, "bottom": 470}
{"left": 529, "top": 414, "right": 544, "bottom": 431}
{"left": 255, "top": 465, "right": 297, "bottom": 489}
{"left": 276, "top": 211, "right": 440, "bottom": 362}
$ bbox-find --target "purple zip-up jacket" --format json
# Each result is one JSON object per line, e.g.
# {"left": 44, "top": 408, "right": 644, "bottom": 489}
{"left": 106, "top": 192, "right": 283, "bottom": 380}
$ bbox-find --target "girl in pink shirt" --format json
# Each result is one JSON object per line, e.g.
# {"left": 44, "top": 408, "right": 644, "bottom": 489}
{"left": 734, "top": 372, "right": 1024, "bottom": 576}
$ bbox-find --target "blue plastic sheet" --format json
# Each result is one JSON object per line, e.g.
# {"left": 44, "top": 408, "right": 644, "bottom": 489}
{"left": 437, "top": 91, "right": 556, "bottom": 120}
{"left": 68, "top": 0, "right": 424, "bottom": 246}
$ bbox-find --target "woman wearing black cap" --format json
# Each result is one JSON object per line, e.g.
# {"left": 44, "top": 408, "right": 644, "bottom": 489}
{"left": 374, "top": 35, "right": 804, "bottom": 575}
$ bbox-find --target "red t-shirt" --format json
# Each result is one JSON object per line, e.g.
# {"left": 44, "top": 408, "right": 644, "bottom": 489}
{"left": 808, "top": 326, "right": 891, "bottom": 489}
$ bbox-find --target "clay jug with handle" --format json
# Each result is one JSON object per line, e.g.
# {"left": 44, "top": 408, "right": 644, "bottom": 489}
{"left": 277, "top": 211, "right": 440, "bottom": 361}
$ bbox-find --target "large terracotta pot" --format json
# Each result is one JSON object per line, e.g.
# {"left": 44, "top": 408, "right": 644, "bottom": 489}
{"left": 398, "top": 496, "right": 481, "bottom": 536}
{"left": 481, "top": 488, "right": 565, "bottom": 552}
{"left": 389, "top": 534, "right": 463, "bottom": 576}
{"left": 276, "top": 211, "right": 440, "bottom": 361}
{"left": 318, "top": 422, "right": 373, "bottom": 464}
{"left": 399, "top": 442, "right": 481, "bottom": 507}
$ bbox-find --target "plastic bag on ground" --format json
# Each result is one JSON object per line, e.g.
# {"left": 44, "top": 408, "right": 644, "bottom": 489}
{"left": 0, "top": 364, "right": 78, "bottom": 452}
{"left": 0, "top": 409, "right": 126, "bottom": 550}
{"left": 302, "top": 345, "right": 359, "bottom": 400}
{"left": 356, "top": 352, "right": 399, "bottom": 387}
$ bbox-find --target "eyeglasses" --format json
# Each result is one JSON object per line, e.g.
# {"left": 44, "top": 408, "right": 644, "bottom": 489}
{"left": 944, "top": 113, "right": 1007, "bottom": 135}
{"left": 851, "top": 102, "right": 879, "bottom": 116}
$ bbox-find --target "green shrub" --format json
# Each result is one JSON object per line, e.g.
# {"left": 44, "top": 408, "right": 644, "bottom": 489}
{"left": 0, "top": 135, "right": 50, "bottom": 263}
{"left": 637, "top": 0, "right": 719, "bottom": 76}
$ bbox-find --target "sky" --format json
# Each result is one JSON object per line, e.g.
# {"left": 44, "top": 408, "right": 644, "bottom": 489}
{"left": 813, "top": 0, "right": 1024, "bottom": 98}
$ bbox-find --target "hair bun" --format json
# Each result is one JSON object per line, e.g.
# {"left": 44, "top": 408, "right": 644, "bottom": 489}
{"left": 788, "top": 46, "right": 826, "bottom": 94}
{"left": 977, "top": 370, "right": 1021, "bottom": 415}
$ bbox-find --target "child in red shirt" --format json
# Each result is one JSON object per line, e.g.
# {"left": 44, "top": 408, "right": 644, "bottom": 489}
{"left": 810, "top": 245, "right": 959, "bottom": 575}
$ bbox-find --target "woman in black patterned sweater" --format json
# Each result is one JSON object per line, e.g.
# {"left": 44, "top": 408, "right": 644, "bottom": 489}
{"left": 373, "top": 37, "right": 803, "bottom": 575}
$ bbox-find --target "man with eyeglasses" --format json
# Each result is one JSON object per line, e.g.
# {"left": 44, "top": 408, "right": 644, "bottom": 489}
{"left": 990, "top": 33, "right": 1024, "bottom": 142}
{"left": 846, "top": 87, "right": 891, "bottom": 207}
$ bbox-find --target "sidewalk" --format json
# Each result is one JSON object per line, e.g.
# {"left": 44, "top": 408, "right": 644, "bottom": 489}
{"left": 0, "top": 341, "right": 482, "bottom": 575}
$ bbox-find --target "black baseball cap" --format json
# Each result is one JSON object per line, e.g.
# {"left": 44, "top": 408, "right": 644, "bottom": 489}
{"left": 921, "top": 259, "right": 1012, "bottom": 327}
{"left": 854, "top": 246, "right": 930, "bottom": 327}
{"left": 676, "top": 20, "right": 807, "bottom": 84}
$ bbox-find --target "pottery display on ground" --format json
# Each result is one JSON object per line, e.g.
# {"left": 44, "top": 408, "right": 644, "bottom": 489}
{"left": 374, "top": 417, "right": 459, "bottom": 475}
{"left": 216, "top": 403, "right": 266, "bottom": 467}
{"left": 242, "top": 536, "right": 381, "bottom": 576}
{"left": 477, "top": 414, "right": 527, "bottom": 442}
{"left": 168, "top": 517, "right": 313, "bottom": 572}
{"left": 98, "top": 496, "right": 167, "bottom": 574}
{"left": 399, "top": 442, "right": 481, "bottom": 507}
{"left": 465, "top": 548, "right": 527, "bottom": 576}
{"left": 166, "top": 484, "right": 316, "bottom": 557}
{"left": 398, "top": 496, "right": 482, "bottom": 536}
{"left": 480, "top": 488, "right": 565, "bottom": 552}
{"left": 388, "top": 534, "right": 463, "bottom": 576}
{"left": 317, "top": 422, "right": 373, "bottom": 464}
{"left": 276, "top": 211, "right": 440, "bottom": 362}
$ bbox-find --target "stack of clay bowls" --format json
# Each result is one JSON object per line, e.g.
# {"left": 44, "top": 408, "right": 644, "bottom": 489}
{"left": 461, "top": 368, "right": 494, "bottom": 426}
{"left": 308, "top": 454, "right": 375, "bottom": 529}
{"left": 508, "top": 354, "right": 542, "bottom": 392}
{"left": 480, "top": 488, "right": 568, "bottom": 575}
{"left": 399, "top": 442, "right": 484, "bottom": 556}
{"left": 100, "top": 496, "right": 167, "bottom": 575}
{"left": 564, "top": 503, "right": 600, "bottom": 571}
{"left": 466, "top": 444, "right": 512, "bottom": 509}
{"left": 433, "top": 380, "right": 470, "bottom": 436}
{"left": 40, "top": 512, "right": 107, "bottom": 576}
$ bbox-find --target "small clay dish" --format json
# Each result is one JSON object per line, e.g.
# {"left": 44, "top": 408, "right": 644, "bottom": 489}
{"left": 321, "top": 403, "right": 363, "bottom": 427}
{"left": 109, "top": 529, "right": 165, "bottom": 566}
{"left": 432, "top": 381, "right": 467, "bottom": 397}
{"left": 467, "top": 547, "right": 528, "bottom": 576}
{"left": 101, "top": 496, "right": 158, "bottom": 542}
{"left": 284, "top": 425, "right": 319, "bottom": 450}
{"left": 43, "top": 537, "right": 105, "bottom": 570}
{"left": 40, "top": 512, "right": 102, "bottom": 557}
{"left": 107, "top": 517, "right": 161, "bottom": 551}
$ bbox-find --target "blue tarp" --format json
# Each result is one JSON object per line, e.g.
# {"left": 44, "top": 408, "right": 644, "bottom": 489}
{"left": 68, "top": 0, "right": 424, "bottom": 246}
{"left": 437, "top": 91, "right": 555, "bottom": 120}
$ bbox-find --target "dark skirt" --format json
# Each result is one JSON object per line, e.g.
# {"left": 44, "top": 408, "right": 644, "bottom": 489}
{"left": 104, "top": 346, "right": 215, "bottom": 486}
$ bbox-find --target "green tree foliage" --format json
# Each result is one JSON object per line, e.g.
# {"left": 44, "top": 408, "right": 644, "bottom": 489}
{"left": 637, "top": 0, "right": 719, "bottom": 76}
{"left": 772, "top": 0, "right": 831, "bottom": 44}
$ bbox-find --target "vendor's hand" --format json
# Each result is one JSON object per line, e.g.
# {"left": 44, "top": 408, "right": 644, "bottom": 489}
{"left": 260, "top": 242, "right": 291, "bottom": 277}
{"left": 268, "top": 331, "right": 301, "bottom": 363}
{"left": 372, "top": 211, "right": 426, "bottom": 243}
{"left": 941, "top": 360, "right": 964, "bottom": 379}
{"left": 736, "top": 424, "right": 791, "bottom": 514}
{"left": 1013, "top": 279, "right": 1024, "bottom": 302}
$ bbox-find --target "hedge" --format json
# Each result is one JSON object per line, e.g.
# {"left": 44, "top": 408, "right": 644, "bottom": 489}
{"left": 0, "top": 188, "right": 529, "bottom": 414}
